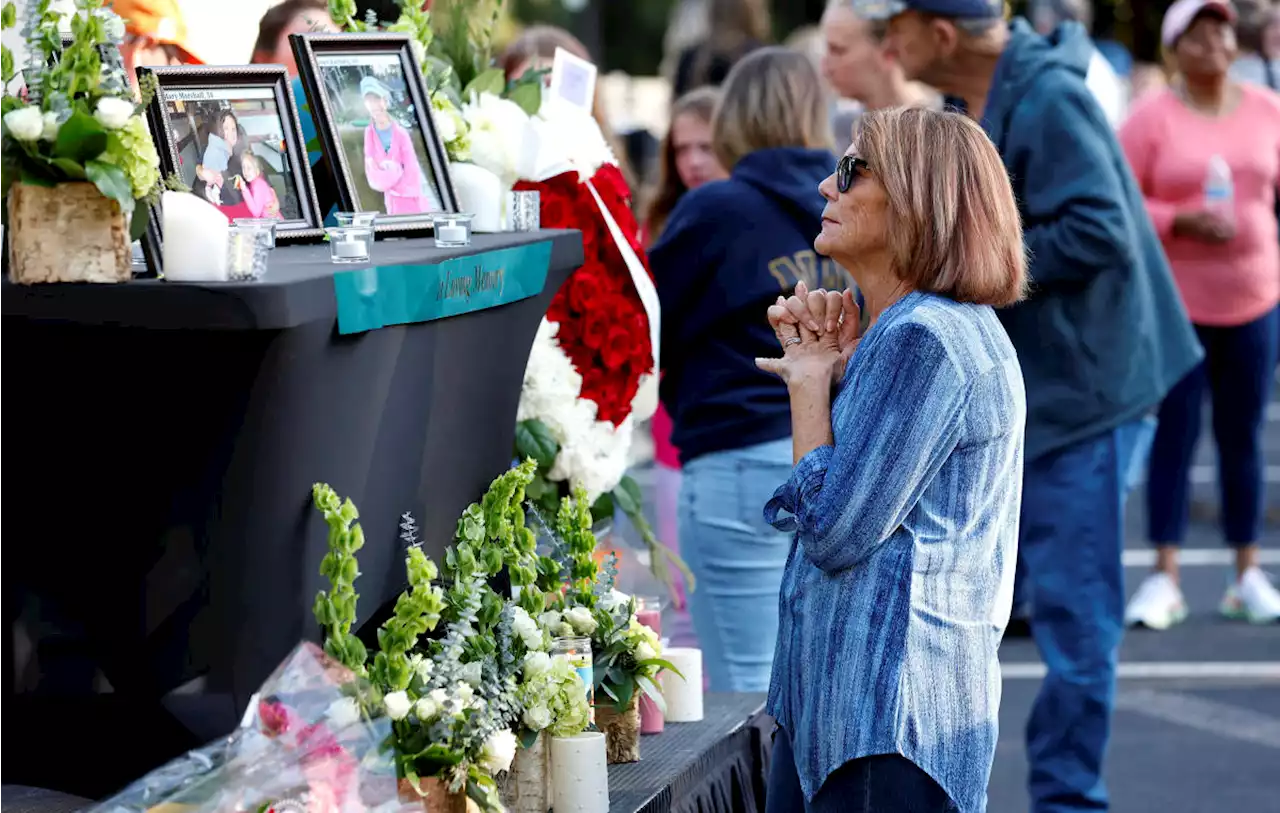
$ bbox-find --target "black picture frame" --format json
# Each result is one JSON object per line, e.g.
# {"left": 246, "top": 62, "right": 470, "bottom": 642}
{"left": 139, "top": 64, "right": 325, "bottom": 245}
{"left": 290, "top": 32, "right": 459, "bottom": 235}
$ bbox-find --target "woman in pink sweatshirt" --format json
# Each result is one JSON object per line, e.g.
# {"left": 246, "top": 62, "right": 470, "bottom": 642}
{"left": 1119, "top": 0, "right": 1280, "bottom": 629}
{"left": 360, "top": 75, "right": 434, "bottom": 215}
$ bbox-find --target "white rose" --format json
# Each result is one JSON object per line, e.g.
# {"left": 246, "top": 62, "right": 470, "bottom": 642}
{"left": 4, "top": 107, "right": 44, "bottom": 141}
{"left": 538, "top": 610, "right": 562, "bottom": 631}
{"left": 409, "top": 653, "right": 434, "bottom": 683}
{"left": 460, "top": 661, "right": 483, "bottom": 687}
{"left": 522, "top": 651, "right": 552, "bottom": 678}
{"left": 634, "top": 641, "right": 657, "bottom": 663}
{"left": 428, "top": 687, "right": 449, "bottom": 710}
{"left": 479, "top": 728, "right": 519, "bottom": 775}
{"left": 564, "top": 606, "right": 598, "bottom": 635}
{"left": 383, "top": 690, "right": 412, "bottom": 721}
{"left": 511, "top": 607, "right": 544, "bottom": 651}
{"left": 434, "top": 108, "right": 457, "bottom": 144}
{"left": 415, "top": 695, "right": 439, "bottom": 721}
{"left": 94, "top": 97, "right": 133, "bottom": 130}
{"left": 40, "top": 112, "right": 59, "bottom": 141}
{"left": 454, "top": 681, "right": 475, "bottom": 708}
{"left": 326, "top": 697, "right": 361, "bottom": 729}
{"left": 522, "top": 703, "right": 552, "bottom": 731}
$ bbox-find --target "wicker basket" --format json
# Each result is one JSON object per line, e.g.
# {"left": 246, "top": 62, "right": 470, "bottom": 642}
{"left": 396, "top": 777, "right": 468, "bottom": 813}
{"left": 6, "top": 181, "right": 130, "bottom": 284}
{"left": 595, "top": 695, "right": 641, "bottom": 764}
{"left": 498, "top": 732, "right": 552, "bottom": 813}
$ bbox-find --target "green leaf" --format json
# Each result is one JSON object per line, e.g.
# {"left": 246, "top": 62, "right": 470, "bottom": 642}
{"left": 53, "top": 111, "right": 109, "bottom": 164}
{"left": 1, "top": 47, "right": 13, "bottom": 82}
{"left": 612, "top": 475, "right": 643, "bottom": 516}
{"left": 514, "top": 419, "right": 559, "bottom": 470}
{"left": 613, "top": 675, "right": 635, "bottom": 709}
{"left": 49, "top": 157, "right": 86, "bottom": 179}
{"left": 505, "top": 80, "right": 541, "bottom": 117}
{"left": 518, "top": 728, "right": 540, "bottom": 750}
{"left": 461, "top": 66, "right": 504, "bottom": 100}
{"left": 18, "top": 168, "right": 56, "bottom": 187}
{"left": 2, "top": 3, "right": 16, "bottom": 28}
{"left": 85, "top": 159, "right": 135, "bottom": 214}
{"left": 129, "top": 205, "right": 149, "bottom": 242}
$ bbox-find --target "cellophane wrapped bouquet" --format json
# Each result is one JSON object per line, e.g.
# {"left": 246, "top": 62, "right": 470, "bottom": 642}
{"left": 82, "top": 641, "right": 407, "bottom": 813}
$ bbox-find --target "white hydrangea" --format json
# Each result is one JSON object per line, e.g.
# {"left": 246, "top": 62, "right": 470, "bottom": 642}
{"left": 522, "top": 651, "right": 552, "bottom": 677}
{"left": 522, "top": 702, "right": 553, "bottom": 732}
{"left": 462, "top": 91, "right": 530, "bottom": 189}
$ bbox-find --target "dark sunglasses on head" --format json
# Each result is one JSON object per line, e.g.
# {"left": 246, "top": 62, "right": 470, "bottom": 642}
{"left": 836, "top": 155, "right": 871, "bottom": 193}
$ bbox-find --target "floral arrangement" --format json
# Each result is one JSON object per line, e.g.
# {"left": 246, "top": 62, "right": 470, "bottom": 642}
{"left": 1, "top": 0, "right": 163, "bottom": 240}
{"left": 535, "top": 486, "right": 678, "bottom": 714}
{"left": 311, "top": 460, "right": 593, "bottom": 812}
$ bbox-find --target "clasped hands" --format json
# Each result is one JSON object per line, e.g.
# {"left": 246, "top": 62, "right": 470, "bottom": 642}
{"left": 756, "top": 280, "right": 864, "bottom": 389}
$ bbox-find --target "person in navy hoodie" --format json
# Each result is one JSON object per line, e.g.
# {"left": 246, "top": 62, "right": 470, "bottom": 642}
{"left": 861, "top": 1, "right": 1204, "bottom": 811}
{"left": 649, "top": 46, "right": 848, "bottom": 693}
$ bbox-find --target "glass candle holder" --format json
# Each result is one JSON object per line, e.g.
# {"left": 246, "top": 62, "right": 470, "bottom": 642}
{"left": 635, "top": 596, "right": 665, "bottom": 735}
{"left": 232, "top": 218, "right": 278, "bottom": 249}
{"left": 507, "top": 190, "right": 540, "bottom": 232}
{"left": 335, "top": 211, "right": 377, "bottom": 229}
{"left": 326, "top": 226, "right": 372, "bottom": 264}
{"left": 551, "top": 635, "right": 595, "bottom": 722}
{"left": 226, "top": 223, "right": 271, "bottom": 281}
{"left": 431, "top": 213, "right": 473, "bottom": 248}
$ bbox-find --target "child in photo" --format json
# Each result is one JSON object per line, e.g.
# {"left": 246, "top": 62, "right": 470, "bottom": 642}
{"left": 234, "top": 151, "right": 283, "bottom": 219}
{"left": 359, "top": 75, "right": 433, "bottom": 215}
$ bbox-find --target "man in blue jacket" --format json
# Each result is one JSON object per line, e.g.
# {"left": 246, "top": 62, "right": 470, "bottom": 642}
{"left": 856, "top": 1, "right": 1203, "bottom": 810}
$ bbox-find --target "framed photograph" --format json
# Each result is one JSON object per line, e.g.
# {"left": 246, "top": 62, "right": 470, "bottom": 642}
{"left": 139, "top": 65, "right": 325, "bottom": 243}
{"left": 291, "top": 32, "right": 459, "bottom": 234}
{"left": 547, "top": 46, "right": 597, "bottom": 114}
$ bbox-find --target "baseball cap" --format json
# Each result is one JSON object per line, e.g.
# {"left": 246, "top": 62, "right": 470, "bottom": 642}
{"left": 1161, "top": 0, "right": 1236, "bottom": 47}
{"left": 109, "top": 0, "right": 201, "bottom": 62}
{"left": 852, "top": 0, "right": 1004, "bottom": 22}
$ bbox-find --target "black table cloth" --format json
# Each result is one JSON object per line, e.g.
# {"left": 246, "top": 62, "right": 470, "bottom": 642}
{"left": 2, "top": 232, "right": 582, "bottom": 797}
{"left": 610, "top": 694, "right": 773, "bottom": 813}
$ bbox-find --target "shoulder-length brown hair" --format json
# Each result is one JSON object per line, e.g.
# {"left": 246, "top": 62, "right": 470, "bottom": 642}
{"left": 712, "top": 46, "right": 833, "bottom": 170}
{"left": 642, "top": 87, "right": 721, "bottom": 245}
{"left": 856, "top": 107, "right": 1026, "bottom": 307}
{"left": 499, "top": 25, "right": 636, "bottom": 189}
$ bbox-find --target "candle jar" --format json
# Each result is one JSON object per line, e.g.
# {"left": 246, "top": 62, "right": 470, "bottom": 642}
{"left": 431, "top": 213, "right": 473, "bottom": 248}
{"left": 335, "top": 211, "right": 377, "bottom": 229}
{"left": 232, "top": 218, "right": 278, "bottom": 249}
{"left": 326, "top": 226, "right": 372, "bottom": 264}
{"left": 551, "top": 636, "right": 594, "bottom": 720}
{"left": 507, "top": 190, "right": 540, "bottom": 232}
{"left": 226, "top": 224, "right": 271, "bottom": 281}
{"left": 635, "top": 596, "right": 665, "bottom": 735}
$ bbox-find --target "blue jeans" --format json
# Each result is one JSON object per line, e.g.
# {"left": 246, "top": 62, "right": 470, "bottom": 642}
{"left": 767, "top": 726, "right": 959, "bottom": 813}
{"left": 1147, "top": 309, "right": 1278, "bottom": 545}
{"left": 678, "top": 438, "right": 792, "bottom": 692}
{"left": 1022, "top": 420, "right": 1148, "bottom": 813}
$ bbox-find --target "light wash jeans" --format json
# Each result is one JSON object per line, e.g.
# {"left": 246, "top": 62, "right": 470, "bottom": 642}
{"left": 678, "top": 438, "right": 793, "bottom": 692}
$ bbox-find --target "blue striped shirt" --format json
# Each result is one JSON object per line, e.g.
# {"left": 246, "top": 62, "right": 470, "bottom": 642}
{"left": 764, "top": 291, "right": 1025, "bottom": 813}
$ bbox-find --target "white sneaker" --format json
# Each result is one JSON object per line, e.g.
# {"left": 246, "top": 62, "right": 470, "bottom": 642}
{"left": 1220, "top": 567, "right": 1280, "bottom": 624}
{"left": 1124, "top": 573, "right": 1188, "bottom": 630}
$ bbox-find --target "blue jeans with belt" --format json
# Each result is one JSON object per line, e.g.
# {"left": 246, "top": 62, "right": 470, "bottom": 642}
{"left": 1022, "top": 419, "right": 1149, "bottom": 812}
{"left": 678, "top": 438, "right": 793, "bottom": 692}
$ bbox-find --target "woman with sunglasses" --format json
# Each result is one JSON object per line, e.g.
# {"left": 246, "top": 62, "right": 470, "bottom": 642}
{"left": 759, "top": 107, "right": 1026, "bottom": 812}
{"left": 648, "top": 47, "right": 842, "bottom": 693}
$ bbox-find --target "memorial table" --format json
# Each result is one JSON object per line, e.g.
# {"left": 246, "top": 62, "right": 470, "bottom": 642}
{"left": 1, "top": 232, "right": 582, "bottom": 796}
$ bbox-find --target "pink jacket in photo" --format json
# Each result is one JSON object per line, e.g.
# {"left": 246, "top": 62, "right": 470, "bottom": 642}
{"left": 363, "top": 121, "right": 432, "bottom": 215}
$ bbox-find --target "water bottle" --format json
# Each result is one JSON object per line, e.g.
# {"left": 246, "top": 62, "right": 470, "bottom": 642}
{"left": 1203, "top": 154, "right": 1234, "bottom": 224}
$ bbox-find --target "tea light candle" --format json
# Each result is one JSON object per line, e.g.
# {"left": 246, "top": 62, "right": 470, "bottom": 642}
{"left": 437, "top": 220, "right": 466, "bottom": 243}
{"left": 549, "top": 732, "right": 609, "bottom": 813}
{"left": 334, "top": 238, "right": 366, "bottom": 258}
{"left": 660, "top": 647, "right": 704, "bottom": 723}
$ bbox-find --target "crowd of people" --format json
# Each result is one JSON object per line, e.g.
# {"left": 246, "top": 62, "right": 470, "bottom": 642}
{"left": 102, "top": 0, "right": 1280, "bottom": 810}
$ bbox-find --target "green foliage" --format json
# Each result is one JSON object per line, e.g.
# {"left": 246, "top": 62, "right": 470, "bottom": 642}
{"left": 312, "top": 483, "right": 371, "bottom": 674}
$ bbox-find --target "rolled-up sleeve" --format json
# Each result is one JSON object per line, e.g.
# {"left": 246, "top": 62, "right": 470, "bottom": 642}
{"left": 764, "top": 323, "right": 973, "bottom": 573}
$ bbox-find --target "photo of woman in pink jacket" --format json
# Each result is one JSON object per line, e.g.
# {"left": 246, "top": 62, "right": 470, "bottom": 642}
{"left": 359, "top": 75, "right": 434, "bottom": 215}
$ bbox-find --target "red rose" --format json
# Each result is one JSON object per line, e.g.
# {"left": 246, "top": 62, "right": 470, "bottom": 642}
{"left": 600, "top": 326, "right": 632, "bottom": 370}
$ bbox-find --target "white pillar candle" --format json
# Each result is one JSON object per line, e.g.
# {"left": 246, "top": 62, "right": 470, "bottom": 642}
{"left": 550, "top": 732, "right": 609, "bottom": 813}
{"left": 660, "top": 647, "right": 704, "bottom": 723}
{"left": 449, "top": 162, "right": 503, "bottom": 233}
{"left": 161, "top": 191, "right": 230, "bottom": 282}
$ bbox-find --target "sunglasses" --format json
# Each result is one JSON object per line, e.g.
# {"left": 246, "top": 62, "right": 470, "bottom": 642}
{"left": 836, "top": 155, "right": 871, "bottom": 193}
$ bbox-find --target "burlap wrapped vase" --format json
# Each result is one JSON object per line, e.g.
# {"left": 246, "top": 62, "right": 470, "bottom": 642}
{"left": 595, "top": 695, "right": 641, "bottom": 764}
{"left": 497, "top": 732, "right": 552, "bottom": 813}
{"left": 7, "top": 181, "right": 130, "bottom": 284}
